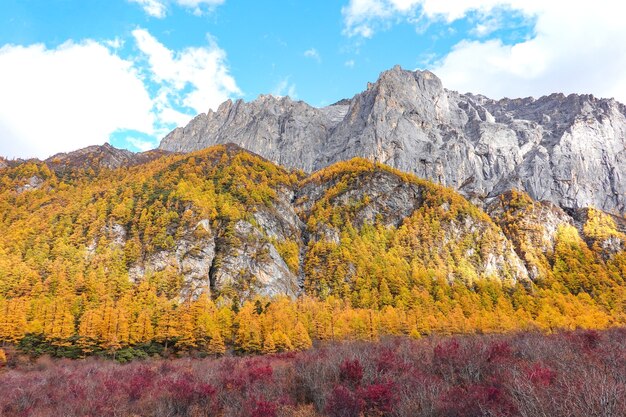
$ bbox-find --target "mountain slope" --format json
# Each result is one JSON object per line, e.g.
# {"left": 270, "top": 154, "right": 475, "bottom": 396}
{"left": 159, "top": 65, "right": 626, "bottom": 215}
{"left": 1, "top": 144, "right": 624, "bottom": 299}
{"left": 0, "top": 144, "right": 624, "bottom": 355}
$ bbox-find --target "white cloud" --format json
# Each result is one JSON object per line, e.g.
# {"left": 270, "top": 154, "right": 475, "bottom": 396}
{"left": 129, "top": 0, "right": 167, "bottom": 18}
{"left": 345, "top": 59, "right": 355, "bottom": 68}
{"left": 304, "top": 48, "right": 321, "bottom": 62}
{"left": 105, "top": 37, "right": 125, "bottom": 49}
{"left": 132, "top": 28, "right": 240, "bottom": 115}
{"left": 0, "top": 29, "right": 240, "bottom": 159}
{"left": 430, "top": 2, "right": 626, "bottom": 102}
{"left": 0, "top": 41, "right": 154, "bottom": 159}
{"left": 470, "top": 15, "right": 502, "bottom": 37}
{"left": 342, "top": 0, "right": 394, "bottom": 37}
{"left": 129, "top": 0, "right": 224, "bottom": 18}
{"left": 343, "top": 0, "right": 626, "bottom": 103}
{"left": 342, "top": 0, "right": 534, "bottom": 35}
{"left": 127, "top": 137, "right": 158, "bottom": 152}
{"left": 175, "top": 0, "right": 224, "bottom": 7}
{"left": 272, "top": 77, "right": 297, "bottom": 98}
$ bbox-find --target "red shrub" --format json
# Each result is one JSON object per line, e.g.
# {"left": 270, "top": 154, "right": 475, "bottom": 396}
{"left": 487, "top": 341, "right": 512, "bottom": 363}
{"left": 250, "top": 399, "right": 277, "bottom": 417}
{"left": 438, "top": 384, "right": 515, "bottom": 417}
{"left": 358, "top": 382, "right": 396, "bottom": 416}
{"left": 248, "top": 364, "right": 274, "bottom": 384}
{"left": 103, "top": 377, "right": 123, "bottom": 395}
{"left": 163, "top": 377, "right": 216, "bottom": 403}
{"left": 325, "top": 385, "right": 362, "bottom": 417}
{"left": 580, "top": 330, "right": 601, "bottom": 350}
{"left": 376, "top": 348, "right": 407, "bottom": 374}
{"left": 128, "top": 366, "right": 155, "bottom": 400}
{"left": 1, "top": 329, "right": 624, "bottom": 417}
{"left": 434, "top": 339, "right": 460, "bottom": 362}
{"left": 339, "top": 359, "right": 363, "bottom": 387}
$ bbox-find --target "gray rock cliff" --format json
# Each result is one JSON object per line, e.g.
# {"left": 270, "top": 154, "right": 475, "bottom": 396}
{"left": 159, "top": 65, "right": 626, "bottom": 215}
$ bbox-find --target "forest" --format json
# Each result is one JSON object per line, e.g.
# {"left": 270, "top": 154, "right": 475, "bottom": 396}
{"left": 0, "top": 145, "right": 625, "bottom": 361}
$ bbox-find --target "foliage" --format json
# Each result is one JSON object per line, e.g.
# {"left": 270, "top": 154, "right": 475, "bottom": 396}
{"left": 0, "top": 147, "right": 625, "bottom": 356}
{"left": 0, "top": 329, "right": 625, "bottom": 417}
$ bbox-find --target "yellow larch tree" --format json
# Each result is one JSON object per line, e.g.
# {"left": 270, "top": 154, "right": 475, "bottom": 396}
{"left": 291, "top": 321, "right": 312, "bottom": 351}
{"left": 206, "top": 330, "right": 226, "bottom": 356}
{"left": 129, "top": 310, "right": 154, "bottom": 345}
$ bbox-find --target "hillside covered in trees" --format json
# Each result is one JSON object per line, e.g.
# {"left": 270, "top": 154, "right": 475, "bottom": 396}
{"left": 0, "top": 144, "right": 625, "bottom": 359}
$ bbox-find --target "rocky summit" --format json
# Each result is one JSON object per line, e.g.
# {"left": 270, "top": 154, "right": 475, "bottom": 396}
{"left": 160, "top": 65, "right": 626, "bottom": 215}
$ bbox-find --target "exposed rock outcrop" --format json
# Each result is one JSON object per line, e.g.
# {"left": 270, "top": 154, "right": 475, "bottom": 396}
{"left": 297, "top": 166, "right": 529, "bottom": 285}
{"left": 15, "top": 176, "right": 44, "bottom": 194}
{"left": 159, "top": 66, "right": 626, "bottom": 215}
{"left": 159, "top": 95, "right": 345, "bottom": 172}
{"left": 45, "top": 143, "right": 171, "bottom": 175}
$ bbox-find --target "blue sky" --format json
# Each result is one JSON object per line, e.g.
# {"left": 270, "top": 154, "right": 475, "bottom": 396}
{"left": 0, "top": 1, "right": 624, "bottom": 158}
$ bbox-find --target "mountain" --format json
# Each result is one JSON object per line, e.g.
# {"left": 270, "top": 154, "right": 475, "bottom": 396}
{"left": 1, "top": 144, "right": 625, "bottom": 356}
{"left": 160, "top": 65, "right": 626, "bottom": 215}
{"left": 45, "top": 143, "right": 171, "bottom": 175}
{"left": 0, "top": 144, "right": 532, "bottom": 301}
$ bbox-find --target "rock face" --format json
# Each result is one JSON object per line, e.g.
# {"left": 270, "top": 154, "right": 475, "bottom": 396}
{"left": 46, "top": 143, "right": 171, "bottom": 174}
{"left": 297, "top": 167, "right": 529, "bottom": 284}
{"left": 126, "top": 190, "right": 304, "bottom": 301}
{"left": 160, "top": 95, "right": 347, "bottom": 173}
{"left": 3, "top": 143, "right": 624, "bottom": 303}
{"left": 15, "top": 176, "right": 44, "bottom": 194}
{"left": 486, "top": 190, "right": 574, "bottom": 280}
{"left": 106, "top": 148, "right": 538, "bottom": 299}
{"left": 159, "top": 65, "right": 626, "bottom": 215}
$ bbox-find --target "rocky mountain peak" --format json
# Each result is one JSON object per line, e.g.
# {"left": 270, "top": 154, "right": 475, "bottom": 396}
{"left": 159, "top": 66, "right": 626, "bottom": 215}
{"left": 46, "top": 143, "right": 134, "bottom": 171}
{"left": 379, "top": 65, "right": 442, "bottom": 91}
{"left": 364, "top": 66, "right": 445, "bottom": 111}
{"left": 42, "top": 143, "right": 170, "bottom": 175}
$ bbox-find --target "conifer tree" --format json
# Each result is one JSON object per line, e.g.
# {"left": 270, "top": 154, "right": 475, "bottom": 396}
{"left": 206, "top": 330, "right": 226, "bottom": 356}
{"left": 379, "top": 278, "right": 393, "bottom": 307}
{"left": 272, "top": 330, "right": 293, "bottom": 352}
{"left": 129, "top": 310, "right": 154, "bottom": 344}
{"left": 291, "top": 321, "right": 312, "bottom": 351}
{"left": 0, "top": 299, "right": 27, "bottom": 344}
{"left": 262, "top": 332, "right": 277, "bottom": 354}
{"left": 176, "top": 307, "right": 197, "bottom": 351}
{"left": 78, "top": 309, "right": 101, "bottom": 351}
{"left": 155, "top": 302, "right": 180, "bottom": 351}
{"left": 234, "top": 304, "right": 262, "bottom": 353}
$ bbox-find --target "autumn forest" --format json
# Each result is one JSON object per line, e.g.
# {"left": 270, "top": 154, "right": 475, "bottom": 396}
{"left": 0, "top": 145, "right": 624, "bottom": 363}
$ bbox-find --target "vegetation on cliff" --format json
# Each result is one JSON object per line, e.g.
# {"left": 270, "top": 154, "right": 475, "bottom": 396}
{"left": 0, "top": 145, "right": 625, "bottom": 358}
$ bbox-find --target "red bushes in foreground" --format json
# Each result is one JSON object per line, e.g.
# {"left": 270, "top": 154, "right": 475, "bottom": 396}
{"left": 1, "top": 329, "right": 625, "bottom": 417}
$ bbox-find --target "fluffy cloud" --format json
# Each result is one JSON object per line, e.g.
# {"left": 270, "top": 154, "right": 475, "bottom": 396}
{"left": 343, "top": 0, "right": 626, "bottom": 102}
{"left": 342, "top": 0, "right": 396, "bottom": 37}
{"left": 342, "top": 0, "right": 532, "bottom": 35}
{"left": 0, "top": 30, "right": 240, "bottom": 159}
{"left": 0, "top": 41, "right": 154, "bottom": 159}
{"left": 431, "top": 2, "right": 626, "bottom": 102}
{"left": 132, "top": 29, "right": 240, "bottom": 119}
{"left": 126, "top": 137, "right": 158, "bottom": 152}
{"left": 129, "top": 0, "right": 167, "bottom": 18}
{"left": 129, "top": 0, "right": 224, "bottom": 18}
